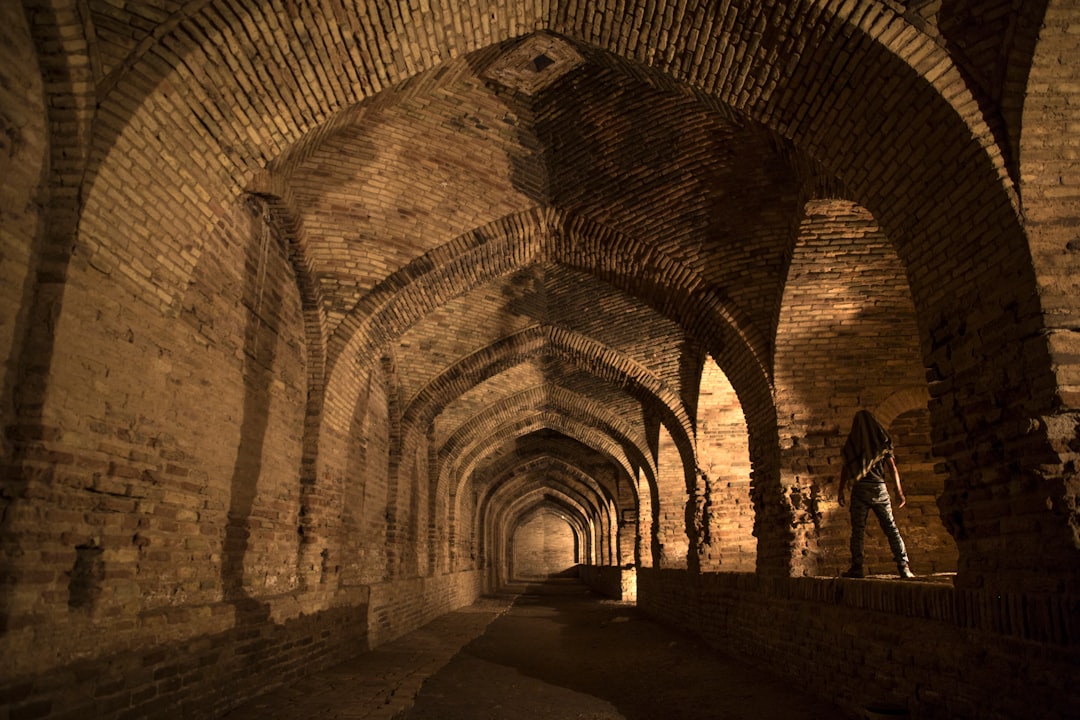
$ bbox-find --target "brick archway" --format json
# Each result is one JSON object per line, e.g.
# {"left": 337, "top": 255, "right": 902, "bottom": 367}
{"left": 29, "top": 1, "right": 1054, "bottom": 586}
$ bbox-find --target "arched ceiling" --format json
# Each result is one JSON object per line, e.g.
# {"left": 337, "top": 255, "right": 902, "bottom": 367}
{"left": 287, "top": 34, "right": 801, "bottom": 342}
{"left": 282, "top": 31, "right": 812, "bottom": 553}
{"left": 27, "top": 0, "right": 1053, "bottom": 567}
{"left": 471, "top": 433, "right": 632, "bottom": 511}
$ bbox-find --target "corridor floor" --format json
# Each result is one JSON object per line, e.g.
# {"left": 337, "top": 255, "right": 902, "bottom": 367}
{"left": 223, "top": 578, "right": 844, "bottom": 720}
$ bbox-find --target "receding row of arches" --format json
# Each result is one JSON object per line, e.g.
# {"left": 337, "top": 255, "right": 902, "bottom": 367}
{"left": 228, "top": 190, "right": 958, "bottom": 594}
{"left": 6, "top": 3, "right": 1079, "bottom": 717}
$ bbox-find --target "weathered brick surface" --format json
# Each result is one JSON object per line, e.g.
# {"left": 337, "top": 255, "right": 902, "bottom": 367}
{"left": 774, "top": 200, "right": 949, "bottom": 577}
{"left": 888, "top": 409, "right": 958, "bottom": 574}
{"left": 579, "top": 564, "right": 637, "bottom": 602}
{"left": 485, "top": 468, "right": 598, "bottom": 583}
{"left": 654, "top": 422, "right": 690, "bottom": 569}
{"left": 1018, "top": 3, "right": 1080, "bottom": 585}
{"left": 512, "top": 508, "right": 576, "bottom": 577}
{"left": 0, "top": 592, "right": 372, "bottom": 720}
{"left": 2, "top": 2, "right": 1079, "bottom": 718}
{"left": 639, "top": 568, "right": 1079, "bottom": 720}
{"left": 695, "top": 358, "right": 755, "bottom": 572}
{"left": 364, "top": 571, "right": 483, "bottom": 649}
{"left": 0, "top": 2, "right": 45, "bottom": 415}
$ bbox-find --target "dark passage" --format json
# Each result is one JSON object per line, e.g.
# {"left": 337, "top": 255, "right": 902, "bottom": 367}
{"left": 226, "top": 578, "right": 841, "bottom": 720}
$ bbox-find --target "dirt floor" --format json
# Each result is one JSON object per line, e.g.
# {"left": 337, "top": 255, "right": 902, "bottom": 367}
{"left": 394, "top": 579, "right": 842, "bottom": 720}
{"left": 224, "top": 578, "right": 848, "bottom": 720}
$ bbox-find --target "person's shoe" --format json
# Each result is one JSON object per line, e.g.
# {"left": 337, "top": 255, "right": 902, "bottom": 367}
{"left": 897, "top": 563, "right": 915, "bottom": 579}
{"left": 841, "top": 565, "right": 864, "bottom": 579}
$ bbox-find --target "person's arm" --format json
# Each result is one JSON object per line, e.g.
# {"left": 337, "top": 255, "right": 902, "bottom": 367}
{"left": 838, "top": 465, "right": 849, "bottom": 507}
{"left": 886, "top": 455, "right": 906, "bottom": 508}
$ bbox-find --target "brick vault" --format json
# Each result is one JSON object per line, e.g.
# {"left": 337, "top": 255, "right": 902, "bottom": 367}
{"left": 1, "top": 1, "right": 1077, "bottom": 718}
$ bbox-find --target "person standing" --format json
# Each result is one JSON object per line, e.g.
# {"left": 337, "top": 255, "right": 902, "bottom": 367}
{"left": 837, "top": 409, "right": 914, "bottom": 579}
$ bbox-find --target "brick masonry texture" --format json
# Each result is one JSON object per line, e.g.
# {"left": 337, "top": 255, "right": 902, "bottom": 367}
{"left": 1, "top": 2, "right": 1079, "bottom": 719}
{"left": 512, "top": 509, "right": 577, "bottom": 577}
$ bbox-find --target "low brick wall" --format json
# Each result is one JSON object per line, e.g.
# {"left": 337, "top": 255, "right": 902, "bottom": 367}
{"left": 637, "top": 568, "right": 1078, "bottom": 719}
{"left": 366, "top": 570, "right": 485, "bottom": 647}
{"left": 1, "top": 599, "right": 368, "bottom": 720}
{"left": 0, "top": 570, "right": 484, "bottom": 720}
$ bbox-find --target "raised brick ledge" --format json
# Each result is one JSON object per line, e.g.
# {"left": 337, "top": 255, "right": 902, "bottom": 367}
{"left": 658, "top": 569, "right": 1077, "bottom": 646}
{"left": 365, "top": 569, "right": 486, "bottom": 648}
{"left": 0, "top": 599, "right": 374, "bottom": 720}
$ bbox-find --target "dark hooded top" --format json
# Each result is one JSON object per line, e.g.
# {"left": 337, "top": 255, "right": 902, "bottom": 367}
{"left": 841, "top": 409, "right": 893, "bottom": 483}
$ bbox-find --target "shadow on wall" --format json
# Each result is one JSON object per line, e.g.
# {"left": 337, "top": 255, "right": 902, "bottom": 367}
{"left": 511, "top": 565, "right": 584, "bottom": 581}
{"left": 0, "top": 599, "right": 370, "bottom": 720}
{"left": 849, "top": 408, "right": 958, "bottom": 578}
{"left": 219, "top": 198, "right": 285, "bottom": 624}
{"left": 576, "top": 563, "right": 638, "bottom": 602}
{"left": 812, "top": 403, "right": 960, "bottom": 579}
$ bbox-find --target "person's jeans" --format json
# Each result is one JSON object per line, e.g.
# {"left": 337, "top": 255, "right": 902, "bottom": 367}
{"left": 850, "top": 481, "right": 908, "bottom": 568}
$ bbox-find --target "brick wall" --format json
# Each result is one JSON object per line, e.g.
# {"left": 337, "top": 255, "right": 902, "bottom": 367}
{"left": 774, "top": 200, "right": 932, "bottom": 577}
{"left": 635, "top": 471, "right": 654, "bottom": 569}
{"left": 1, "top": 596, "right": 372, "bottom": 720}
{"left": 340, "top": 365, "right": 392, "bottom": 587}
{"left": 888, "top": 410, "right": 957, "bottom": 575}
{"left": 2, "top": 195, "right": 305, "bottom": 660}
{"left": 638, "top": 568, "right": 1079, "bottom": 720}
{"left": 365, "top": 570, "right": 484, "bottom": 648}
{"left": 4, "top": 4, "right": 1079, "bottom": 719}
{"left": 0, "top": 2, "right": 44, "bottom": 421}
{"left": 512, "top": 510, "right": 577, "bottom": 577}
{"left": 695, "top": 358, "right": 755, "bottom": 572}
{"left": 1017, "top": 2, "right": 1080, "bottom": 591}
{"left": 0, "top": 149, "right": 479, "bottom": 720}
{"left": 579, "top": 564, "right": 637, "bottom": 602}
{"left": 654, "top": 423, "right": 690, "bottom": 569}
{"left": 0, "top": 567, "right": 484, "bottom": 720}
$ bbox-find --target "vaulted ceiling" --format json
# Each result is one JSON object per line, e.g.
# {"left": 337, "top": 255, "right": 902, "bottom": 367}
{"left": 20, "top": 0, "right": 1054, "bottom": 578}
